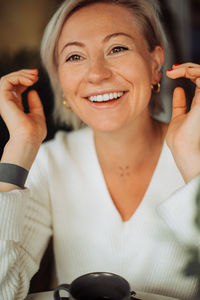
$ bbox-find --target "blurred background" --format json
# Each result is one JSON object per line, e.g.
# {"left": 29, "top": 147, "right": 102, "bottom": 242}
{"left": 0, "top": 0, "right": 200, "bottom": 294}
{"left": 0, "top": 0, "right": 200, "bottom": 154}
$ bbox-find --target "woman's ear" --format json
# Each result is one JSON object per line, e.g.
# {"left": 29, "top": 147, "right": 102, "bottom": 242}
{"left": 151, "top": 46, "right": 165, "bottom": 84}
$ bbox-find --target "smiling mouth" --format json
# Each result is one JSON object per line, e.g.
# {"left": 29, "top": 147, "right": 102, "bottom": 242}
{"left": 87, "top": 91, "right": 126, "bottom": 103}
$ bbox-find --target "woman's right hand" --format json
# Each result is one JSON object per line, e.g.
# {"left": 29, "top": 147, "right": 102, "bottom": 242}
{"left": 0, "top": 69, "right": 47, "bottom": 172}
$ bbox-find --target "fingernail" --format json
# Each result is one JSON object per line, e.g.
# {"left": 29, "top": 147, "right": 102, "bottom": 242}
{"left": 188, "top": 66, "right": 192, "bottom": 68}
{"left": 173, "top": 64, "right": 180, "bottom": 66}
{"left": 167, "top": 69, "right": 173, "bottom": 71}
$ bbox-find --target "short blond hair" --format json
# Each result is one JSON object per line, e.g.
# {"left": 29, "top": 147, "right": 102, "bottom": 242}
{"left": 41, "top": 0, "right": 167, "bottom": 129}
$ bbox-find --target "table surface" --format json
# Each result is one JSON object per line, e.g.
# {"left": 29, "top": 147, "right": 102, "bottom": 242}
{"left": 26, "top": 290, "right": 180, "bottom": 300}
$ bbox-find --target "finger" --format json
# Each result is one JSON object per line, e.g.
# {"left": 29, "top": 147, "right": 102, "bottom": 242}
{"left": 8, "top": 69, "right": 38, "bottom": 77}
{"left": 20, "top": 70, "right": 39, "bottom": 80}
{"left": 27, "top": 90, "right": 45, "bottom": 119}
{"left": 173, "top": 66, "right": 200, "bottom": 79}
{"left": 171, "top": 87, "right": 187, "bottom": 120}
{"left": 13, "top": 76, "right": 38, "bottom": 98}
{"left": 20, "top": 68, "right": 38, "bottom": 74}
{"left": 0, "top": 74, "right": 38, "bottom": 94}
{"left": 184, "top": 67, "right": 200, "bottom": 82}
{"left": 166, "top": 67, "right": 193, "bottom": 79}
{"left": 0, "top": 69, "right": 38, "bottom": 85}
{"left": 166, "top": 67, "right": 199, "bottom": 84}
{"left": 0, "top": 74, "right": 38, "bottom": 117}
{"left": 172, "top": 62, "right": 200, "bottom": 69}
{"left": 16, "top": 74, "right": 39, "bottom": 95}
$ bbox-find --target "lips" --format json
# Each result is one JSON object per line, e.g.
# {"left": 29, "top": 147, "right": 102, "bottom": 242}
{"left": 84, "top": 91, "right": 127, "bottom": 108}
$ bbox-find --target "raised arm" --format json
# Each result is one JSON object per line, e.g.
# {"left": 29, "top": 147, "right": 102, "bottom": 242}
{"left": 0, "top": 70, "right": 52, "bottom": 300}
{"left": 166, "top": 63, "right": 200, "bottom": 183}
{"left": 0, "top": 69, "right": 47, "bottom": 191}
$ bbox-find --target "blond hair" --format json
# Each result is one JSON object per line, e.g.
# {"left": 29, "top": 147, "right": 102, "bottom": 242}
{"left": 41, "top": 0, "right": 167, "bottom": 129}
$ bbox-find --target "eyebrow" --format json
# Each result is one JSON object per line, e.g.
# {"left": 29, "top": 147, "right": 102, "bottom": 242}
{"left": 103, "top": 32, "right": 135, "bottom": 43}
{"left": 59, "top": 32, "right": 135, "bottom": 55}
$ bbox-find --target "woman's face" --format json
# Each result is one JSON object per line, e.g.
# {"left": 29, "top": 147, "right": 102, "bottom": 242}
{"left": 57, "top": 2, "right": 164, "bottom": 132}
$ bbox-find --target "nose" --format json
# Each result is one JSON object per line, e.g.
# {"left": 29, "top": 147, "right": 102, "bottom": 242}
{"left": 86, "top": 55, "right": 112, "bottom": 84}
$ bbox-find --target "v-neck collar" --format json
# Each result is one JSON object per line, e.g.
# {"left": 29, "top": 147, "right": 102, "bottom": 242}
{"left": 87, "top": 127, "right": 168, "bottom": 224}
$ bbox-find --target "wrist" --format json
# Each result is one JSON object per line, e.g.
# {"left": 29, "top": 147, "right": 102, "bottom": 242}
{"left": 0, "top": 181, "right": 22, "bottom": 192}
{"left": 172, "top": 150, "right": 200, "bottom": 183}
{"left": 0, "top": 163, "right": 28, "bottom": 189}
{"left": 1, "top": 138, "right": 41, "bottom": 171}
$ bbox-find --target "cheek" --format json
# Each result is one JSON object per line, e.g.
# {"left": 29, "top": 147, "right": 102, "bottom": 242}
{"left": 118, "top": 56, "right": 153, "bottom": 109}
{"left": 58, "top": 67, "right": 81, "bottom": 98}
{"left": 113, "top": 53, "right": 152, "bottom": 85}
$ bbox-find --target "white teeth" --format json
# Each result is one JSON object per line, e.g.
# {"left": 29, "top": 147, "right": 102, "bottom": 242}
{"left": 97, "top": 95, "right": 103, "bottom": 101}
{"left": 103, "top": 94, "right": 109, "bottom": 101}
{"left": 109, "top": 93, "right": 114, "bottom": 100}
{"left": 113, "top": 92, "right": 117, "bottom": 99}
{"left": 91, "top": 96, "right": 96, "bottom": 101}
{"left": 88, "top": 92, "right": 124, "bottom": 102}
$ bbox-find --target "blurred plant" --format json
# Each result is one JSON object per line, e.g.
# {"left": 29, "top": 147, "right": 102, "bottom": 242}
{"left": 183, "top": 183, "right": 200, "bottom": 299}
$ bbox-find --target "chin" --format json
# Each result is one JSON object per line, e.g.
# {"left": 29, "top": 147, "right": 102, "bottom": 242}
{"left": 86, "top": 119, "right": 126, "bottom": 133}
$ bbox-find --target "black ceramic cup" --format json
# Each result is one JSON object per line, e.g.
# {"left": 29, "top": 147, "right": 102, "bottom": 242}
{"left": 53, "top": 272, "right": 140, "bottom": 300}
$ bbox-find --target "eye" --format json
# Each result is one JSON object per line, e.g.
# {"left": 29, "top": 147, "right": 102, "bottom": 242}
{"left": 66, "top": 54, "right": 83, "bottom": 62}
{"left": 110, "top": 46, "right": 129, "bottom": 54}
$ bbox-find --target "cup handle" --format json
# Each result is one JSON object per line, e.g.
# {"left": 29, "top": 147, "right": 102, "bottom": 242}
{"left": 130, "top": 290, "right": 142, "bottom": 300}
{"left": 53, "top": 283, "right": 70, "bottom": 300}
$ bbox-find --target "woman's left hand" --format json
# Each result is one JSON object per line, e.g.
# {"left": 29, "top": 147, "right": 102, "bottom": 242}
{"left": 166, "top": 63, "right": 200, "bottom": 183}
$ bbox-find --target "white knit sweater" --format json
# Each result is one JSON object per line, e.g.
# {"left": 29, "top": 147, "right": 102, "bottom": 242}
{"left": 0, "top": 127, "right": 200, "bottom": 300}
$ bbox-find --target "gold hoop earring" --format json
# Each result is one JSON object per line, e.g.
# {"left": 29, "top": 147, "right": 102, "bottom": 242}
{"left": 151, "top": 82, "right": 161, "bottom": 94}
{"left": 63, "top": 100, "right": 71, "bottom": 110}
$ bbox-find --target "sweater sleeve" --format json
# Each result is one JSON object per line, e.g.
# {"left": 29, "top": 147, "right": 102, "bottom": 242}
{"left": 0, "top": 149, "right": 52, "bottom": 300}
{"left": 157, "top": 175, "right": 200, "bottom": 246}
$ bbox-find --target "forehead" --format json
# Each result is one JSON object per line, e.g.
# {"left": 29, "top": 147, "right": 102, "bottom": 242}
{"left": 58, "top": 2, "right": 143, "bottom": 46}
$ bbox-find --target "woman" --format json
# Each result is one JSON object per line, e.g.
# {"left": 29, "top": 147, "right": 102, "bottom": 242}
{"left": 0, "top": 0, "right": 200, "bottom": 299}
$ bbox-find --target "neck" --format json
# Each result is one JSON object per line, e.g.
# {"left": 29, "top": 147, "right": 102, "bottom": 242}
{"left": 94, "top": 111, "right": 167, "bottom": 172}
